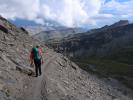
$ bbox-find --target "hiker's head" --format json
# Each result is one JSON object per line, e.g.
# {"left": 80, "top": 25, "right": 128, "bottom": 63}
{"left": 36, "top": 45, "right": 39, "bottom": 48}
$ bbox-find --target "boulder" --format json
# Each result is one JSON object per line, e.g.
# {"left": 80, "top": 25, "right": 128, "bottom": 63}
{"left": 16, "top": 66, "right": 34, "bottom": 76}
{"left": 0, "top": 25, "right": 8, "bottom": 33}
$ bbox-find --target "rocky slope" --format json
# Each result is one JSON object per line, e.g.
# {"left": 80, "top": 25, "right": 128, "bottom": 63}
{"left": 0, "top": 15, "right": 47, "bottom": 100}
{"left": 0, "top": 15, "right": 133, "bottom": 100}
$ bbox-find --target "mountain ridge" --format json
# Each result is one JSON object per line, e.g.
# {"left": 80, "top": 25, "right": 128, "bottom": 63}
{"left": 32, "top": 27, "right": 87, "bottom": 42}
{"left": 46, "top": 20, "right": 133, "bottom": 91}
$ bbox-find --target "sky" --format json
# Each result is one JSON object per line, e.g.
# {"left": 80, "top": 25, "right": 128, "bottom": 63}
{"left": 0, "top": 0, "right": 133, "bottom": 28}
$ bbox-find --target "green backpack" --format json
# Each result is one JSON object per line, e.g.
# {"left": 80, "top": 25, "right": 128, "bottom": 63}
{"left": 32, "top": 47, "right": 41, "bottom": 60}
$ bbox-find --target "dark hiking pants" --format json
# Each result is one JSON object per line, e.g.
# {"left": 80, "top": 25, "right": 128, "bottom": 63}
{"left": 34, "top": 59, "right": 42, "bottom": 76}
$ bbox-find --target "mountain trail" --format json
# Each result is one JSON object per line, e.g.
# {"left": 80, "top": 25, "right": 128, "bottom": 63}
{"left": 23, "top": 52, "right": 57, "bottom": 100}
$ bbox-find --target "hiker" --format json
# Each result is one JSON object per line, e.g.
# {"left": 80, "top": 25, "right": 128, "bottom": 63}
{"left": 30, "top": 45, "right": 44, "bottom": 77}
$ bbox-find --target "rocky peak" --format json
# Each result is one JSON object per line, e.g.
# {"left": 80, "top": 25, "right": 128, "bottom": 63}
{"left": 110, "top": 20, "right": 129, "bottom": 28}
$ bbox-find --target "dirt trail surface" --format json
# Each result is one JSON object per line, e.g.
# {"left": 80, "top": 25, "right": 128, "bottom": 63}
{"left": 23, "top": 51, "right": 56, "bottom": 100}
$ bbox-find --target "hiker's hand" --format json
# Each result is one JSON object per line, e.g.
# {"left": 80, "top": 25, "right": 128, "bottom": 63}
{"left": 41, "top": 59, "right": 44, "bottom": 64}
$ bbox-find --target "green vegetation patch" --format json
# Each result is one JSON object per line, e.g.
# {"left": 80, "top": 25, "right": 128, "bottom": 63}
{"left": 74, "top": 58, "right": 133, "bottom": 77}
{"left": 72, "top": 58, "right": 133, "bottom": 89}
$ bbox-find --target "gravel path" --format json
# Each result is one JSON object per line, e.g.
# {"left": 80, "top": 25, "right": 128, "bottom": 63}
{"left": 23, "top": 52, "right": 57, "bottom": 100}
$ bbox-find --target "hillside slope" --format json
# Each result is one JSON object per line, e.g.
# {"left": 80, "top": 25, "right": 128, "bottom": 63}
{"left": 0, "top": 15, "right": 48, "bottom": 100}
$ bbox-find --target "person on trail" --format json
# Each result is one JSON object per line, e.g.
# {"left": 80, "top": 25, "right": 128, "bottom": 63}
{"left": 30, "top": 45, "right": 44, "bottom": 77}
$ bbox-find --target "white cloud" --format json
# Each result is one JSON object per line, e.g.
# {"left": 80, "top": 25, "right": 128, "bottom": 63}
{"left": 92, "top": 0, "right": 133, "bottom": 28}
{"left": 0, "top": 0, "right": 102, "bottom": 27}
{"left": 0, "top": 0, "right": 133, "bottom": 28}
{"left": 101, "top": 0, "right": 133, "bottom": 20}
{"left": 0, "top": 0, "right": 40, "bottom": 20}
{"left": 34, "top": 18, "right": 44, "bottom": 25}
{"left": 39, "top": 0, "right": 102, "bottom": 27}
{"left": 94, "top": 14, "right": 114, "bottom": 19}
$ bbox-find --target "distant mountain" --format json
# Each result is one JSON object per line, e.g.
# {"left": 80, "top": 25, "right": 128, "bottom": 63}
{"left": 48, "top": 20, "right": 132, "bottom": 60}
{"left": 110, "top": 20, "right": 129, "bottom": 28}
{"left": 64, "top": 20, "right": 129, "bottom": 39}
{"left": 32, "top": 27, "right": 87, "bottom": 42}
{"left": 46, "top": 20, "right": 133, "bottom": 89}
{"left": 10, "top": 18, "right": 72, "bottom": 36}
{"left": 25, "top": 25, "right": 68, "bottom": 35}
{"left": 10, "top": 19, "right": 39, "bottom": 26}
{"left": 24, "top": 26, "right": 54, "bottom": 35}
{"left": 89, "top": 20, "right": 129, "bottom": 33}
{"left": 10, "top": 18, "right": 63, "bottom": 27}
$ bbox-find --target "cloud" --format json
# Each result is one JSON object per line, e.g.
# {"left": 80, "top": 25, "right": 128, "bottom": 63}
{"left": 102, "top": 0, "right": 133, "bottom": 15}
{"left": 0, "top": 0, "right": 133, "bottom": 28}
{"left": 39, "top": 0, "right": 102, "bottom": 27}
{"left": 99, "top": 0, "right": 133, "bottom": 24}
{"left": 0, "top": 0, "right": 40, "bottom": 20}
{"left": 84, "top": 0, "right": 133, "bottom": 28}
{"left": 0, "top": 0, "right": 102, "bottom": 27}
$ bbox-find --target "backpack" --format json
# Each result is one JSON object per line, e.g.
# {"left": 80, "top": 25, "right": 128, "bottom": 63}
{"left": 32, "top": 47, "right": 42, "bottom": 60}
